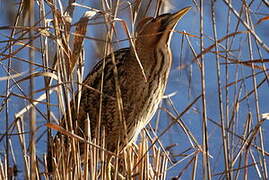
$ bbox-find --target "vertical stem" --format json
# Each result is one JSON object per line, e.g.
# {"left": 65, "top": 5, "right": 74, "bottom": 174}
{"left": 199, "top": 0, "right": 211, "bottom": 179}
{"left": 211, "top": 0, "right": 230, "bottom": 179}
{"left": 28, "top": 0, "right": 36, "bottom": 179}
{"left": 224, "top": 1, "right": 232, "bottom": 176}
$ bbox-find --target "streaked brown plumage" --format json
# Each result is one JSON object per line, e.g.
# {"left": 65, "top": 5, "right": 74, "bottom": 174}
{"left": 65, "top": 7, "right": 191, "bottom": 153}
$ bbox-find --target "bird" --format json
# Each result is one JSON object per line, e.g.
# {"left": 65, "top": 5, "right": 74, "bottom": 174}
{"left": 61, "top": 7, "right": 191, "bottom": 154}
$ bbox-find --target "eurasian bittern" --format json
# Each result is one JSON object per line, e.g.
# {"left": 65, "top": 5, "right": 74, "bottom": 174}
{"left": 64, "top": 7, "right": 190, "bottom": 154}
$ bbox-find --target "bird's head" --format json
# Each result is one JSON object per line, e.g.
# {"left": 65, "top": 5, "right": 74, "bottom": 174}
{"left": 135, "top": 7, "right": 191, "bottom": 49}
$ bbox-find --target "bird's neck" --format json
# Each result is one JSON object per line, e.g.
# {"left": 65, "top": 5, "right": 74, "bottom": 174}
{"left": 131, "top": 42, "right": 172, "bottom": 78}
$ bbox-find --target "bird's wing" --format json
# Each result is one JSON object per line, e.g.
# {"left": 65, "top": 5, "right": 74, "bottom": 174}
{"left": 84, "top": 47, "right": 130, "bottom": 82}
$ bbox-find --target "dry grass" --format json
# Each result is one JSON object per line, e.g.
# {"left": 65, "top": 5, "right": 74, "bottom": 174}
{"left": 0, "top": 0, "right": 269, "bottom": 179}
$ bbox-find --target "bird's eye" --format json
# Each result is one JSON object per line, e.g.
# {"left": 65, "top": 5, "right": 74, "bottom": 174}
{"left": 158, "top": 13, "right": 170, "bottom": 18}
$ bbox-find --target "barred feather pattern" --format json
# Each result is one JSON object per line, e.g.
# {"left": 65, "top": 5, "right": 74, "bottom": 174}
{"left": 71, "top": 45, "right": 172, "bottom": 152}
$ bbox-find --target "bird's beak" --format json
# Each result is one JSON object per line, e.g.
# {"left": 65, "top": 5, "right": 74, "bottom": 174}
{"left": 166, "top": 6, "right": 191, "bottom": 29}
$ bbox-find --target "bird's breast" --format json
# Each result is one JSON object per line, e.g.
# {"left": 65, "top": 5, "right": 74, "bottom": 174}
{"left": 122, "top": 47, "right": 172, "bottom": 144}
